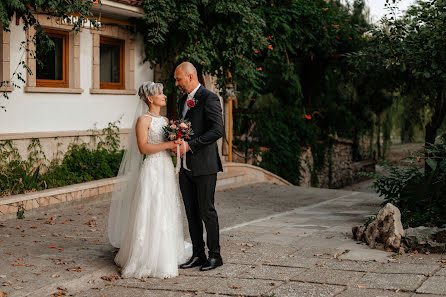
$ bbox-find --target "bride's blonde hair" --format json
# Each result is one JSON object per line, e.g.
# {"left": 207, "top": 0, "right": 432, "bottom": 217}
{"left": 138, "top": 81, "right": 164, "bottom": 107}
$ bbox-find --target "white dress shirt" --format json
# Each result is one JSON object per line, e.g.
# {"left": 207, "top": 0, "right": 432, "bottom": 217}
{"left": 182, "top": 84, "right": 201, "bottom": 119}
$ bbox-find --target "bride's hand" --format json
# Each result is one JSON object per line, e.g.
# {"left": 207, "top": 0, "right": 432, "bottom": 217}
{"left": 165, "top": 140, "right": 178, "bottom": 150}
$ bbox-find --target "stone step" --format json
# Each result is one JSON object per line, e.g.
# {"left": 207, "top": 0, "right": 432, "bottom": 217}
{"left": 216, "top": 171, "right": 245, "bottom": 189}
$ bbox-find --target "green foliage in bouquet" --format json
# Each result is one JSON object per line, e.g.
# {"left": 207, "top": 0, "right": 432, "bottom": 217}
{"left": 366, "top": 138, "right": 446, "bottom": 228}
{"left": 0, "top": 121, "right": 124, "bottom": 197}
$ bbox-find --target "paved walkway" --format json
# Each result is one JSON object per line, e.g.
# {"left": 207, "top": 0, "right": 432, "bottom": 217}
{"left": 0, "top": 183, "right": 445, "bottom": 297}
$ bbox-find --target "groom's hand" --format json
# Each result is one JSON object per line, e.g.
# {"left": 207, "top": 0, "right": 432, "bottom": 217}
{"left": 179, "top": 141, "right": 190, "bottom": 157}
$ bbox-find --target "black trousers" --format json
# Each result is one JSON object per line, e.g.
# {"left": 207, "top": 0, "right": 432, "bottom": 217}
{"left": 179, "top": 170, "right": 220, "bottom": 258}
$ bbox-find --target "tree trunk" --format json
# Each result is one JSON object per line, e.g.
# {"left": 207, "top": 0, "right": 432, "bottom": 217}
{"left": 377, "top": 115, "right": 381, "bottom": 159}
{"left": 425, "top": 89, "right": 446, "bottom": 173}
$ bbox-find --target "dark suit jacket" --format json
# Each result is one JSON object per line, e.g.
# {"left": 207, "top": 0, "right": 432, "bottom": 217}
{"left": 178, "top": 86, "right": 224, "bottom": 176}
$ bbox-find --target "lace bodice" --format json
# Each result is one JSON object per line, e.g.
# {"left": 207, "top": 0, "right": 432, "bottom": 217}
{"left": 147, "top": 115, "right": 166, "bottom": 144}
{"left": 144, "top": 114, "right": 170, "bottom": 162}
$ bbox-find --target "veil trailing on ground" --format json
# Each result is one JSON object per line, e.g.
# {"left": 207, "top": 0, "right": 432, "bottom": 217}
{"left": 108, "top": 100, "right": 147, "bottom": 248}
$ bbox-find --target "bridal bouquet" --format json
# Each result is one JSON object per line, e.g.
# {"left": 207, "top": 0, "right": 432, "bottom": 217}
{"left": 162, "top": 119, "right": 194, "bottom": 141}
{"left": 163, "top": 119, "right": 194, "bottom": 173}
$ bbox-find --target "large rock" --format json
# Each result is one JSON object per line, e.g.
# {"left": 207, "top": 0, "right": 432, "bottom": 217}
{"left": 352, "top": 203, "right": 405, "bottom": 251}
{"left": 404, "top": 227, "right": 446, "bottom": 253}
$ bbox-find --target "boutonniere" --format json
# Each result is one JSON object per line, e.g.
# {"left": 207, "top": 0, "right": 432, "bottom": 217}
{"left": 186, "top": 97, "right": 198, "bottom": 108}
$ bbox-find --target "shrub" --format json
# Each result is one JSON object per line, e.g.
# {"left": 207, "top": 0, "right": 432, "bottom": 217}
{"left": 368, "top": 138, "right": 446, "bottom": 228}
{"left": 0, "top": 121, "right": 124, "bottom": 197}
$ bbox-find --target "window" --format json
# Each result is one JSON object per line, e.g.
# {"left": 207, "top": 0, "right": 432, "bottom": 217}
{"left": 100, "top": 36, "right": 124, "bottom": 90}
{"left": 36, "top": 29, "right": 69, "bottom": 88}
{"left": 0, "top": 24, "right": 12, "bottom": 92}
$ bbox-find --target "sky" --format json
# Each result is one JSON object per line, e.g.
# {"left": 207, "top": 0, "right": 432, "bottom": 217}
{"left": 367, "top": 0, "right": 416, "bottom": 23}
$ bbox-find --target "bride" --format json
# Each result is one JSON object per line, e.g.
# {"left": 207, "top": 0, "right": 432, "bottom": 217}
{"left": 108, "top": 81, "right": 190, "bottom": 279}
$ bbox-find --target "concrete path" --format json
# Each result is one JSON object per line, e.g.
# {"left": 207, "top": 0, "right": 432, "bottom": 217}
{"left": 0, "top": 183, "right": 445, "bottom": 297}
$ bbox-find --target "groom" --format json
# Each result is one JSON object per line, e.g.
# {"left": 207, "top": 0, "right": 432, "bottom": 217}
{"left": 174, "top": 62, "right": 224, "bottom": 271}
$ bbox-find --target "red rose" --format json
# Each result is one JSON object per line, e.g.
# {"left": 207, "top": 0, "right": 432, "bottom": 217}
{"left": 187, "top": 99, "right": 195, "bottom": 108}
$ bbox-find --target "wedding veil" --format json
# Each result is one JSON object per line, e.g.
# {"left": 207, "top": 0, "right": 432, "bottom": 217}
{"left": 108, "top": 99, "right": 146, "bottom": 248}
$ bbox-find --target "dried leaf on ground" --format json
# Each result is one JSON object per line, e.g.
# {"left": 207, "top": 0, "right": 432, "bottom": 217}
{"left": 231, "top": 285, "right": 242, "bottom": 289}
{"left": 67, "top": 267, "right": 82, "bottom": 272}
{"left": 2, "top": 282, "right": 12, "bottom": 287}
{"left": 51, "top": 274, "right": 60, "bottom": 278}
{"left": 101, "top": 275, "right": 121, "bottom": 281}
{"left": 0, "top": 291, "right": 7, "bottom": 297}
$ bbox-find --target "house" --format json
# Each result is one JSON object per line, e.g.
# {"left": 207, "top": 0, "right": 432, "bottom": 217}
{"left": 0, "top": 0, "right": 154, "bottom": 162}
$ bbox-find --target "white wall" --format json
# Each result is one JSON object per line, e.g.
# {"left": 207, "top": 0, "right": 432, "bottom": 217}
{"left": 0, "top": 23, "right": 153, "bottom": 134}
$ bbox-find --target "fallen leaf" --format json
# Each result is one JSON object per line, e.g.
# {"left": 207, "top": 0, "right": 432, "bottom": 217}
{"left": 14, "top": 286, "right": 23, "bottom": 290}
{"left": 0, "top": 276, "right": 5, "bottom": 279}
{"left": 30, "top": 226, "right": 37, "bottom": 229}
{"left": 61, "top": 222, "right": 68, "bottom": 224}
{"left": 51, "top": 274, "right": 60, "bottom": 278}
{"left": 67, "top": 267, "right": 82, "bottom": 272}
{"left": 64, "top": 236, "right": 72, "bottom": 239}
{"left": 49, "top": 245, "right": 56, "bottom": 249}
{"left": 358, "top": 285, "right": 366, "bottom": 289}
{"left": 101, "top": 275, "right": 121, "bottom": 281}
{"left": 4, "top": 251, "right": 12, "bottom": 255}
{"left": 12, "top": 264, "right": 24, "bottom": 267}
{"left": 231, "top": 285, "right": 242, "bottom": 289}
{"left": 269, "top": 282, "right": 275, "bottom": 286}
{"left": 0, "top": 291, "right": 7, "bottom": 297}
{"left": 314, "top": 254, "right": 323, "bottom": 257}
{"left": 413, "top": 250, "right": 419, "bottom": 254}
{"left": 334, "top": 253, "right": 341, "bottom": 259}
{"left": 273, "top": 232, "right": 280, "bottom": 235}
{"left": 2, "top": 282, "right": 12, "bottom": 287}
{"left": 441, "top": 259, "right": 446, "bottom": 263}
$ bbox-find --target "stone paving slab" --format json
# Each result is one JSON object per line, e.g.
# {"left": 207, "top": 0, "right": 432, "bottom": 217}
{"left": 269, "top": 281, "right": 345, "bottom": 297}
{"left": 374, "top": 263, "right": 440, "bottom": 275}
{"left": 114, "top": 276, "right": 219, "bottom": 292}
{"left": 321, "top": 259, "right": 382, "bottom": 272}
{"left": 416, "top": 276, "right": 446, "bottom": 295}
{"left": 74, "top": 286, "right": 195, "bottom": 297}
{"left": 435, "top": 268, "right": 446, "bottom": 276}
{"left": 290, "top": 267, "right": 365, "bottom": 285}
{"left": 357, "top": 272, "right": 426, "bottom": 291}
{"left": 337, "top": 288, "right": 412, "bottom": 297}
{"left": 204, "top": 278, "right": 282, "bottom": 296}
{"left": 179, "top": 263, "right": 251, "bottom": 278}
{"left": 238, "top": 265, "right": 307, "bottom": 281}
{"left": 412, "top": 294, "right": 446, "bottom": 297}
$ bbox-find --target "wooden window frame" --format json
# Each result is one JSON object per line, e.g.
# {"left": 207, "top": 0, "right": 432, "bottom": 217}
{"left": 99, "top": 36, "right": 125, "bottom": 90}
{"left": 35, "top": 29, "right": 69, "bottom": 88}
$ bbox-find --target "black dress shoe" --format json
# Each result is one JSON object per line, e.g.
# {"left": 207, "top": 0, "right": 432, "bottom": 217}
{"left": 200, "top": 257, "right": 223, "bottom": 271}
{"left": 179, "top": 256, "right": 206, "bottom": 269}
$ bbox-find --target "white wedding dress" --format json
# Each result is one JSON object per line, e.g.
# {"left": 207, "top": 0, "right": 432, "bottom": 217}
{"left": 113, "top": 114, "right": 190, "bottom": 279}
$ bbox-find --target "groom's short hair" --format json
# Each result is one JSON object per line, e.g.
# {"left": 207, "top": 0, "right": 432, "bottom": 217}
{"left": 177, "top": 62, "right": 197, "bottom": 77}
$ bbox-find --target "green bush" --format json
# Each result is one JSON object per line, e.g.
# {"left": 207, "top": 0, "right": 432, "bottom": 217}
{"left": 0, "top": 122, "right": 124, "bottom": 197}
{"left": 368, "top": 139, "right": 446, "bottom": 228}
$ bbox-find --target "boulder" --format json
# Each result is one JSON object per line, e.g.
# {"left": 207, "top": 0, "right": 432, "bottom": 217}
{"left": 352, "top": 203, "right": 405, "bottom": 251}
{"left": 404, "top": 227, "right": 446, "bottom": 253}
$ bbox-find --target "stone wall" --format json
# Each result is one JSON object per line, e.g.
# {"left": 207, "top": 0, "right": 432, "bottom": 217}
{"left": 300, "top": 139, "right": 362, "bottom": 189}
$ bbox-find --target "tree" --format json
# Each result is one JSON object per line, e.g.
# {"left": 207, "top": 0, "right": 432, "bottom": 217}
{"left": 139, "top": 0, "right": 266, "bottom": 117}
{"left": 364, "top": 0, "right": 446, "bottom": 148}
